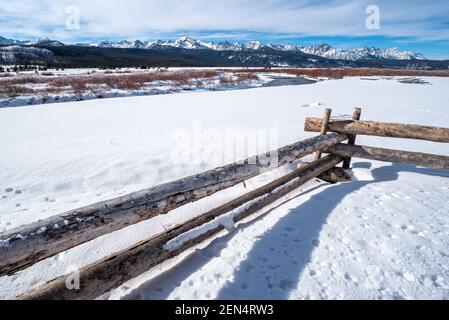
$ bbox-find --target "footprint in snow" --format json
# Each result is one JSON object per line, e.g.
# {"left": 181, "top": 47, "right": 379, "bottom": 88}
{"left": 401, "top": 271, "right": 415, "bottom": 282}
{"left": 300, "top": 102, "right": 323, "bottom": 108}
{"left": 344, "top": 273, "right": 359, "bottom": 284}
{"left": 44, "top": 196, "right": 56, "bottom": 203}
{"left": 431, "top": 275, "right": 445, "bottom": 287}
{"left": 4, "top": 188, "right": 14, "bottom": 193}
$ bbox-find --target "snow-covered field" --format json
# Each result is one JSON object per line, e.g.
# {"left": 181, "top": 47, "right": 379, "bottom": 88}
{"left": 0, "top": 76, "right": 448, "bottom": 299}
{"left": 0, "top": 68, "right": 283, "bottom": 108}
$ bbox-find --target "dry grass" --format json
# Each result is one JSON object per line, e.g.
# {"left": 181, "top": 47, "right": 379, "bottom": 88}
{"left": 236, "top": 73, "right": 259, "bottom": 82}
{"left": 219, "top": 76, "right": 236, "bottom": 85}
{"left": 0, "top": 84, "right": 35, "bottom": 98}
{"left": 50, "top": 70, "right": 219, "bottom": 91}
{"left": 0, "top": 70, "right": 221, "bottom": 98}
{"left": 0, "top": 75, "right": 48, "bottom": 85}
{"left": 222, "top": 68, "right": 449, "bottom": 79}
{"left": 219, "top": 73, "right": 259, "bottom": 85}
{"left": 1, "top": 67, "right": 448, "bottom": 101}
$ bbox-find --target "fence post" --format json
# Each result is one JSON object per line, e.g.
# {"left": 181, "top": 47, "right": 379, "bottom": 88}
{"left": 315, "top": 108, "right": 332, "bottom": 160}
{"left": 342, "top": 107, "right": 362, "bottom": 169}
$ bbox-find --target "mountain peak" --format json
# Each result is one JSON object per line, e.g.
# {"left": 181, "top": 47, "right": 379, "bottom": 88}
{"left": 177, "top": 36, "right": 194, "bottom": 42}
{"left": 317, "top": 43, "right": 332, "bottom": 49}
{"left": 244, "top": 40, "right": 265, "bottom": 50}
{"left": 0, "top": 35, "right": 427, "bottom": 61}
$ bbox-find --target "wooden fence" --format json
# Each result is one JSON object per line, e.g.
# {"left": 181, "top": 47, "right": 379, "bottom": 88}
{"left": 1, "top": 107, "right": 448, "bottom": 300}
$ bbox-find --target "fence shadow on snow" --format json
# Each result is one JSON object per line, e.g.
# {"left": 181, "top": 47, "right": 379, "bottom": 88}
{"left": 125, "top": 162, "right": 448, "bottom": 299}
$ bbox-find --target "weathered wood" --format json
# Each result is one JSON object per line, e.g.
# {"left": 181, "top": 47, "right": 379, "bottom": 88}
{"left": 305, "top": 118, "right": 449, "bottom": 143}
{"left": 343, "top": 107, "right": 362, "bottom": 168}
{"left": 325, "top": 144, "right": 449, "bottom": 170}
{"left": 19, "top": 155, "right": 343, "bottom": 300}
{"left": 315, "top": 108, "right": 332, "bottom": 160}
{"left": 0, "top": 133, "right": 348, "bottom": 277}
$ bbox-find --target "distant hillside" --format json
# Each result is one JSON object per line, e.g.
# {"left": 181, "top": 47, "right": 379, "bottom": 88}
{"left": 1, "top": 44, "right": 448, "bottom": 70}
{"left": 0, "top": 46, "right": 54, "bottom": 64}
{"left": 32, "top": 45, "right": 345, "bottom": 68}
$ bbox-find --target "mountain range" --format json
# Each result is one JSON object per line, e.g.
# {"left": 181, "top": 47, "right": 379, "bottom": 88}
{"left": 0, "top": 36, "right": 64, "bottom": 47}
{"left": 1, "top": 35, "right": 427, "bottom": 61}
{"left": 90, "top": 36, "right": 427, "bottom": 61}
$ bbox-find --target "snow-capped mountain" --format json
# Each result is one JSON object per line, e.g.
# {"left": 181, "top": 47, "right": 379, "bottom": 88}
{"left": 299, "top": 44, "right": 426, "bottom": 61}
{"left": 0, "top": 35, "right": 428, "bottom": 61}
{"left": 0, "top": 36, "right": 64, "bottom": 47}
{"left": 244, "top": 41, "right": 265, "bottom": 50}
{"left": 88, "top": 37, "right": 426, "bottom": 61}
{"left": 24, "top": 37, "right": 65, "bottom": 47}
{"left": 170, "top": 36, "right": 209, "bottom": 49}
{"left": 354, "top": 47, "right": 427, "bottom": 60}
{"left": 0, "top": 36, "right": 25, "bottom": 46}
{"left": 203, "top": 40, "right": 243, "bottom": 51}
{"left": 93, "top": 40, "right": 145, "bottom": 49}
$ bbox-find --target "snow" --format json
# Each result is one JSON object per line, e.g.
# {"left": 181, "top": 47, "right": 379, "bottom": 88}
{"left": 2, "top": 35, "right": 425, "bottom": 60}
{"left": 0, "top": 76, "right": 448, "bottom": 299}
{"left": 87, "top": 36, "right": 426, "bottom": 60}
{"left": 123, "top": 161, "right": 449, "bottom": 300}
{"left": 163, "top": 191, "right": 274, "bottom": 252}
{"left": 0, "top": 69, "right": 274, "bottom": 108}
{"left": 300, "top": 44, "right": 426, "bottom": 61}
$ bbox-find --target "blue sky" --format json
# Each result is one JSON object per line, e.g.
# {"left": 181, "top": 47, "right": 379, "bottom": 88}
{"left": 1, "top": 0, "right": 449, "bottom": 59}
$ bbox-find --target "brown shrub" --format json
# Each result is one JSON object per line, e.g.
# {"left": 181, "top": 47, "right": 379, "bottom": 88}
{"left": 45, "top": 86, "right": 62, "bottom": 94}
{"left": 71, "top": 80, "right": 86, "bottom": 93}
{"left": 0, "top": 84, "right": 34, "bottom": 98}
{"left": 116, "top": 78, "right": 141, "bottom": 90}
{"left": 0, "top": 70, "right": 221, "bottom": 97}
{"left": 236, "top": 73, "right": 259, "bottom": 82}
{"left": 221, "top": 68, "right": 449, "bottom": 79}
{"left": 219, "top": 76, "right": 235, "bottom": 85}
{"left": 50, "top": 77, "right": 72, "bottom": 88}
{"left": 0, "top": 75, "right": 48, "bottom": 85}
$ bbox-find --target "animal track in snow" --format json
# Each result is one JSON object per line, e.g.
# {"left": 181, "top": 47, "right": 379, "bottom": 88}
{"left": 44, "top": 196, "right": 56, "bottom": 202}
{"left": 431, "top": 275, "right": 445, "bottom": 288}
{"left": 344, "top": 272, "right": 358, "bottom": 284}
{"left": 309, "top": 269, "right": 317, "bottom": 277}
{"left": 401, "top": 271, "right": 415, "bottom": 282}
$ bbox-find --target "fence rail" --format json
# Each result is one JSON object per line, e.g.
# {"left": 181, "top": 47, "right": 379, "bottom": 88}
{"left": 20, "top": 155, "right": 343, "bottom": 300}
{"left": 325, "top": 144, "right": 449, "bottom": 170}
{"left": 0, "top": 133, "right": 347, "bottom": 277}
{"left": 2, "top": 107, "right": 449, "bottom": 300}
{"left": 305, "top": 117, "right": 449, "bottom": 143}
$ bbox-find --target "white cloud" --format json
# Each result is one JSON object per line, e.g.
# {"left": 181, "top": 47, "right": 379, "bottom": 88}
{"left": 0, "top": 0, "right": 448, "bottom": 42}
